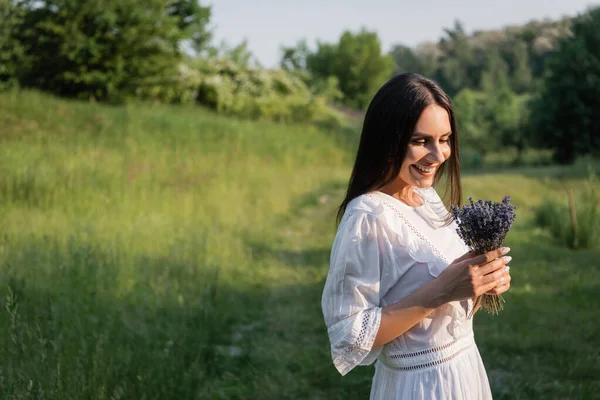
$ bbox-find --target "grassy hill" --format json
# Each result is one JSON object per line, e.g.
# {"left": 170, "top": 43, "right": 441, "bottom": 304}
{"left": 0, "top": 90, "right": 598, "bottom": 399}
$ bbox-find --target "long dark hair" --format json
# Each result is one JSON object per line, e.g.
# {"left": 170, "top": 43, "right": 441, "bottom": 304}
{"left": 336, "top": 73, "right": 462, "bottom": 224}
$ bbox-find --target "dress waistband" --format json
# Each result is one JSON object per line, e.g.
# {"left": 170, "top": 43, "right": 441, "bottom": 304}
{"left": 379, "top": 334, "right": 475, "bottom": 371}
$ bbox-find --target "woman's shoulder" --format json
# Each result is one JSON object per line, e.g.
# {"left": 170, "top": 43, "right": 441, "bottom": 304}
{"left": 344, "top": 193, "right": 387, "bottom": 217}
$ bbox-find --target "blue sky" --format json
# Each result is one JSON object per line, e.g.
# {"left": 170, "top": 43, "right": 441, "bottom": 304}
{"left": 206, "top": 0, "right": 598, "bottom": 68}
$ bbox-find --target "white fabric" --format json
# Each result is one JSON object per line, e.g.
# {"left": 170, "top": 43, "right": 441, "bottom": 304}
{"left": 321, "top": 187, "right": 493, "bottom": 399}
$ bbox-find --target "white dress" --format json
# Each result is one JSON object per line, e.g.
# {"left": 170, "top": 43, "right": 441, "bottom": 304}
{"left": 321, "top": 187, "right": 493, "bottom": 399}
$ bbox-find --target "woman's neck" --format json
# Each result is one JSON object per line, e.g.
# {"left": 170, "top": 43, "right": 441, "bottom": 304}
{"left": 379, "top": 181, "right": 424, "bottom": 207}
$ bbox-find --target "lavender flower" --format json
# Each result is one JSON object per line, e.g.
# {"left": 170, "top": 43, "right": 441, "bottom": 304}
{"left": 451, "top": 196, "right": 517, "bottom": 314}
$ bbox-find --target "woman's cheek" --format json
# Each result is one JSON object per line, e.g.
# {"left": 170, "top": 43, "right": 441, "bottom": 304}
{"left": 443, "top": 145, "right": 451, "bottom": 160}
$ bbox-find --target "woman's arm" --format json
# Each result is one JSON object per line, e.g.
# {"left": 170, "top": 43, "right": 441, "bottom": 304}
{"left": 373, "top": 247, "right": 512, "bottom": 347}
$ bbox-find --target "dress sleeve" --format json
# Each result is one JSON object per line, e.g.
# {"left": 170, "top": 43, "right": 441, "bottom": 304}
{"left": 321, "top": 210, "right": 386, "bottom": 376}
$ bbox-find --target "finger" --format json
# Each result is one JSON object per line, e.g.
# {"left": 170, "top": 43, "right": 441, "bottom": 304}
{"left": 480, "top": 257, "right": 511, "bottom": 276}
{"left": 468, "top": 247, "right": 510, "bottom": 267}
{"left": 482, "top": 270, "right": 506, "bottom": 286}
{"left": 478, "top": 269, "right": 508, "bottom": 294}
{"left": 485, "top": 272, "right": 512, "bottom": 294}
{"left": 487, "top": 282, "right": 510, "bottom": 295}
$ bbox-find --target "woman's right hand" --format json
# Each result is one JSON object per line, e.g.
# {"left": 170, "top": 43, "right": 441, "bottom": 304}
{"left": 435, "top": 247, "right": 512, "bottom": 304}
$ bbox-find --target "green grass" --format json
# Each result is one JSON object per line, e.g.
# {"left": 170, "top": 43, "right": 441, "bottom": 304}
{"left": 0, "top": 89, "right": 599, "bottom": 399}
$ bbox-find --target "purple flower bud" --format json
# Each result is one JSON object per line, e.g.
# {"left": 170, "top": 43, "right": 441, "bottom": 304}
{"left": 451, "top": 196, "right": 517, "bottom": 255}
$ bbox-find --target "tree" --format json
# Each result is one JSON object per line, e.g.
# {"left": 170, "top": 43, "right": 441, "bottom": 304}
{"left": 509, "top": 39, "right": 533, "bottom": 93}
{"left": 485, "top": 85, "right": 528, "bottom": 157}
{"left": 529, "top": 6, "right": 600, "bottom": 163}
{"left": 16, "top": 0, "right": 201, "bottom": 101}
{"left": 453, "top": 88, "right": 495, "bottom": 157}
{"left": 280, "top": 39, "right": 310, "bottom": 71}
{"left": 167, "top": 0, "right": 212, "bottom": 54}
{"left": 390, "top": 44, "right": 423, "bottom": 75}
{"left": 479, "top": 46, "right": 510, "bottom": 92}
{"left": 305, "top": 41, "right": 338, "bottom": 85}
{"left": 0, "top": 0, "right": 25, "bottom": 89}
{"left": 436, "top": 20, "right": 475, "bottom": 96}
{"left": 306, "top": 28, "right": 394, "bottom": 109}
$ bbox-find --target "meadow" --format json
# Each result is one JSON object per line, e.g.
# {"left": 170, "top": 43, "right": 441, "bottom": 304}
{"left": 0, "top": 90, "right": 599, "bottom": 399}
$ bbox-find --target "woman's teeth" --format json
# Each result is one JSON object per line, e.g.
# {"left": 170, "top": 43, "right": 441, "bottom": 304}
{"left": 414, "top": 165, "right": 435, "bottom": 173}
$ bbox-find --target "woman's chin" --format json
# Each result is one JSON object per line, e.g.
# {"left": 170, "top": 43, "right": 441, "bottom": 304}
{"left": 410, "top": 176, "right": 435, "bottom": 188}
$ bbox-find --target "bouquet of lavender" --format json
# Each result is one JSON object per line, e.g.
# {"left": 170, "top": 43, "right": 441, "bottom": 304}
{"left": 451, "top": 196, "right": 517, "bottom": 315}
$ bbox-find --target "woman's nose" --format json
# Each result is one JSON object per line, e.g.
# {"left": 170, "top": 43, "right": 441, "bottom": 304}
{"left": 428, "top": 144, "right": 446, "bottom": 163}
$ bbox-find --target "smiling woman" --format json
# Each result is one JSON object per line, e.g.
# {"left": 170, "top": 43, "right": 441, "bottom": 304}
{"left": 321, "top": 73, "right": 512, "bottom": 399}
{"left": 390, "top": 105, "right": 453, "bottom": 204}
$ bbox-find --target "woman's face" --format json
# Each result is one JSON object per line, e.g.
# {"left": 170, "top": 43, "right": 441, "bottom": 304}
{"left": 398, "top": 104, "right": 452, "bottom": 189}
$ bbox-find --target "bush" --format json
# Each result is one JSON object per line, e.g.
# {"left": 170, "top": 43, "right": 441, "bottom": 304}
{"left": 191, "top": 57, "right": 343, "bottom": 126}
{"left": 534, "top": 172, "right": 599, "bottom": 249}
{"left": 484, "top": 147, "right": 554, "bottom": 168}
{"left": 134, "top": 63, "right": 202, "bottom": 105}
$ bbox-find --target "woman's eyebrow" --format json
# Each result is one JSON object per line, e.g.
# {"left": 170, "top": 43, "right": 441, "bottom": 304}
{"left": 412, "top": 131, "right": 453, "bottom": 138}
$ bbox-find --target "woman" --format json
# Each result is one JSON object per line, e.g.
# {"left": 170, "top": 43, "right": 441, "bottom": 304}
{"left": 321, "top": 73, "right": 512, "bottom": 399}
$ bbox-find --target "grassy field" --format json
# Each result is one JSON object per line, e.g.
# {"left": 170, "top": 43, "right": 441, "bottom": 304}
{"left": 0, "top": 90, "right": 599, "bottom": 399}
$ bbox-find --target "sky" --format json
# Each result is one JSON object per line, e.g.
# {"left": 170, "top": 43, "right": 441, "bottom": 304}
{"left": 206, "top": 0, "right": 598, "bottom": 68}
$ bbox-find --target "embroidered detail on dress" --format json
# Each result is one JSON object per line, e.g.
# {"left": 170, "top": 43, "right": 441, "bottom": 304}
{"left": 389, "top": 339, "right": 458, "bottom": 359}
{"left": 392, "top": 344, "right": 469, "bottom": 371}
{"left": 356, "top": 308, "right": 371, "bottom": 347}
{"left": 366, "top": 194, "right": 449, "bottom": 264}
{"left": 333, "top": 308, "right": 375, "bottom": 365}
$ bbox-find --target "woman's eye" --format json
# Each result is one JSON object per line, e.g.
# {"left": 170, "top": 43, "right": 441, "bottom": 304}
{"left": 411, "top": 137, "right": 451, "bottom": 145}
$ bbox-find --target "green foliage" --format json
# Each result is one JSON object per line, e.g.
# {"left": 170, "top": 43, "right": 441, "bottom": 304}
{"left": 6, "top": 1, "right": 341, "bottom": 125}
{"left": 208, "top": 38, "right": 257, "bottom": 67}
{"left": 485, "top": 86, "right": 530, "bottom": 156}
{"left": 193, "top": 57, "right": 343, "bottom": 125}
{"left": 437, "top": 21, "right": 477, "bottom": 96}
{"left": 134, "top": 62, "right": 202, "bottom": 104}
{"left": 529, "top": 6, "right": 600, "bottom": 164}
{"left": 480, "top": 47, "right": 510, "bottom": 92}
{"left": 0, "top": 0, "right": 25, "bottom": 90}
{"left": 16, "top": 0, "right": 185, "bottom": 101}
{"left": 388, "top": 15, "right": 576, "bottom": 164}
{"left": 280, "top": 39, "right": 310, "bottom": 71}
{"left": 333, "top": 29, "right": 395, "bottom": 108}
{"left": 454, "top": 83, "right": 530, "bottom": 160}
{"left": 453, "top": 88, "right": 494, "bottom": 156}
{"left": 390, "top": 44, "right": 425, "bottom": 75}
{"left": 394, "top": 17, "right": 570, "bottom": 96}
{"left": 510, "top": 39, "right": 533, "bottom": 93}
{"left": 534, "top": 172, "right": 599, "bottom": 249}
{"left": 304, "top": 28, "right": 394, "bottom": 109}
{"left": 167, "top": 0, "right": 212, "bottom": 53}
{"left": 479, "top": 147, "right": 554, "bottom": 169}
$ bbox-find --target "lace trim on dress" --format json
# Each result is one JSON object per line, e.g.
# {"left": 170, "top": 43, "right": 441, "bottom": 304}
{"left": 365, "top": 193, "right": 450, "bottom": 266}
{"left": 392, "top": 344, "right": 470, "bottom": 371}
{"left": 389, "top": 338, "right": 458, "bottom": 359}
{"left": 383, "top": 335, "right": 476, "bottom": 371}
{"left": 332, "top": 308, "right": 379, "bottom": 367}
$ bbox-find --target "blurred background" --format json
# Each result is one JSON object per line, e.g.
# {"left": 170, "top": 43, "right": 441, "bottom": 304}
{"left": 0, "top": 0, "right": 599, "bottom": 399}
